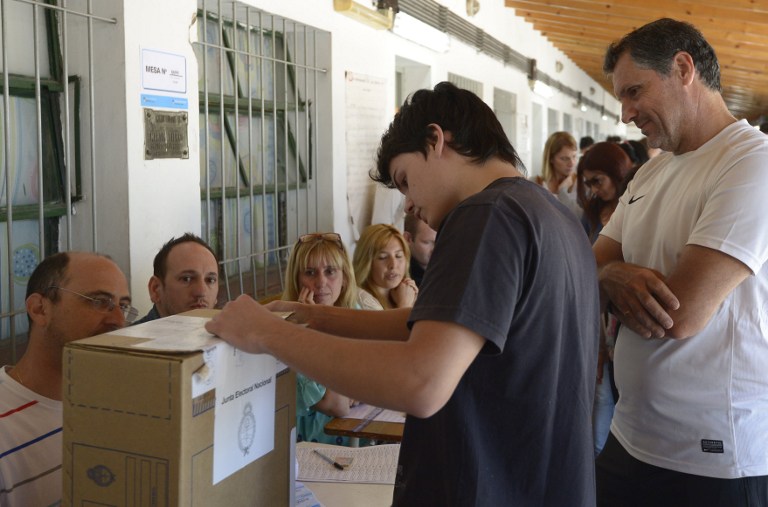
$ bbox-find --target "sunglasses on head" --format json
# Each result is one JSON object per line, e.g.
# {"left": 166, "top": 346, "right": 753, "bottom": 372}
{"left": 297, "top": 233, "right": 343, "bottom": 249}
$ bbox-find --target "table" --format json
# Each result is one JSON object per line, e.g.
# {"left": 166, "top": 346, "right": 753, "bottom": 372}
{"left": 298, "top": 442, "right": 395, "bottom": 507}
{"left": 324, "top": 417, "right": 404, "bottom": 446}
{"left": 303, "top": 481, "right": 394, "bottom": 507}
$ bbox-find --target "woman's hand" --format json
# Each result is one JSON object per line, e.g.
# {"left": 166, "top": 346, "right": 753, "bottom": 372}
{"left": 298, "top": 287, "right": 316, "bottom": 305}
{"left": 560, "top": 172, "right": 577, "bottom": 193}
{"left": 390, "top": 277, "right": 419, "bottom": 308}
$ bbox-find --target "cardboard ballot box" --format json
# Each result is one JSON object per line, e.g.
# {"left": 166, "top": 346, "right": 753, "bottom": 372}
{"left": 62, "top": 309, "right": 295, "bottom": 506}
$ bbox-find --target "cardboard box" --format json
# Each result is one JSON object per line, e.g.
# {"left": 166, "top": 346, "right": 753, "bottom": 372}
{"left": 62, "top": 309, "right": 295, "bottom": 506}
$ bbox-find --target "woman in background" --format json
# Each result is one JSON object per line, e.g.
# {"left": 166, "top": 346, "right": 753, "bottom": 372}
{"left": 283, "top": 232, "right": 362, "bottom": 445}
{"left": 535, "top": 131, "right": 580, "bottom": 216}
{"left": 353, "top": 224, "right": 418, "bottom": 310}
{"left": 576, "top": 142, "right": 634, "bottom": 242}
{"left": 575, "top": 142, "right": 634, "bottom": 456}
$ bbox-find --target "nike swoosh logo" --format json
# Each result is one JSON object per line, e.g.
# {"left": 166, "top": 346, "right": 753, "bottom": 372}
{"left": 628, "top": 195, "right": 645, "bottom": 204}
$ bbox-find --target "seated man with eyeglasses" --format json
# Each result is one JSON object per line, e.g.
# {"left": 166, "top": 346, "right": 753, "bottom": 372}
{"left": 0, "top": 251, "right": 135, "bottom": 506}
{"left": 134, "top": 233, "right": 220, "bottom": 325}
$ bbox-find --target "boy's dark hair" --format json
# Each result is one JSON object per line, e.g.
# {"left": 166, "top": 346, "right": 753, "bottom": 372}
{"left": 153, "top": 233, "right": 218, "bottom": 280}
{"left": 373, "top": 81, "right": 524, "bottom": 187}
{"left": 603, "top": 18, "right": 721, "bottom": 92}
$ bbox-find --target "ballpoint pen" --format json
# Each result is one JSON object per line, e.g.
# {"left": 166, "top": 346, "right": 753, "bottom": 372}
{"left": 313, "top": 449, "right": 344, "bottom": 470}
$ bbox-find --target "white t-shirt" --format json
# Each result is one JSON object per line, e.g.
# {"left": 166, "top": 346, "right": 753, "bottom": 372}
{"left": 601, "top": 119, "right": 768, "bottom": 478}
{"left": 0, "top": 366, "right": 62, "bottom": 506}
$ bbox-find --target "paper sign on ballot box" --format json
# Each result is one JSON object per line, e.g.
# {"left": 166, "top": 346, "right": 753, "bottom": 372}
{"left": 212, "top": 342, "right": 276, "bottom": 483}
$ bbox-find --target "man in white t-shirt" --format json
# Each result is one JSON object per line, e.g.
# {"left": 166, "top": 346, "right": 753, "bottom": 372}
{"left": 0, "top": 252, "right": 136, "bottom": 506}
{"left": 594, "top": 18, "right": 768, "bottom": 506}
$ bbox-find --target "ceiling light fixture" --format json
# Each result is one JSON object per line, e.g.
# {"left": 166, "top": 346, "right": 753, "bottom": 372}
{"left": 530, "top": 80, "right": 554, "bottom": 99}
{"left": 391, "top": 12, "right": 450, "bottom": 52}
{"left": 574, "top": 92, "right": 587, "bottom": 112}
{"left": 334, "top": 0, "right": 395, "bottom": 30}
{"left": 527, "top": 59, "right": 554, "bottom": 99}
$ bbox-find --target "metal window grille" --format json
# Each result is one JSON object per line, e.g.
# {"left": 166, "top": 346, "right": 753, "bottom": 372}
{"left": 547, "top": 107, "right": 559, "bottom": 135}
{"left": 0, "top": 0, "right": 117, "bottom": 362}
{"left": 447, "top": 72, "right": 483, "bottom": 98}
{"left": 0, "top": 0, "right": 330, "bottom": 361}
{"left": 493, "top": 87, "right": 518, "bottom": 149}
{"left": 193, "top": 1, "right": 329, "bottom": 303}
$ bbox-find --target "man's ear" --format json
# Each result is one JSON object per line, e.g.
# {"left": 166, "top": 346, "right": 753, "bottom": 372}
{"left": 673, "top": 51, "right": 696, "bottom": 87}
{"left": 402, "top": 231, "right": 413, "bottom": 243}
{"left": 148, "top": 276, "right": 163, "bottom": 304}
{"left": 26, "top": 293, "right": 49, "bottom": 326}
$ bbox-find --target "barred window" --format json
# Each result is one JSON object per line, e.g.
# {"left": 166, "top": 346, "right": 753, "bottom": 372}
{"left": 194, "top": 1, "right": 330, "bottom": 302}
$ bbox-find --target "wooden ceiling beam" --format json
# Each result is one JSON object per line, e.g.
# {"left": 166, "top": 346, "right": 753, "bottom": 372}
{"left": 507, "top": 0, "right": 768, "bottom": 26}
{"left": 507, "top": 1, "right": 768, "bottom": 33}
{"left": 532, "top": 19, "right": 768, "bottom": 50}
{"left": 564, "top": 0, "right": 768, "bottom": 12}
{"left": 504, "top": 0, "right": 768, "bottom": 119}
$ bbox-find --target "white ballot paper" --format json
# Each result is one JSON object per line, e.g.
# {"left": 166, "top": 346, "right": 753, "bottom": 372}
{"left": 119, "top": 315, "right": 221, "bottom": 350}
{"left": 213, "top": 342, "right": 276, "bottom": 484}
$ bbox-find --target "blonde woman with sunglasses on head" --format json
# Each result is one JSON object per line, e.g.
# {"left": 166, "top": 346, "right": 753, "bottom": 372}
{"left": 283, "top": 232, "right": 373, "bottom": 445}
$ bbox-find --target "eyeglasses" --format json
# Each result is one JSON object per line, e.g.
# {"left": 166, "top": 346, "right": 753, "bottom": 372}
{"left": 47, "top": 286, "right": 139, "bottom": 323}
{"left": 297, "top": 233, "right": 343, "bottom": 250}
{"left": 584, "top": 175, "right": 607, "bottom": 189}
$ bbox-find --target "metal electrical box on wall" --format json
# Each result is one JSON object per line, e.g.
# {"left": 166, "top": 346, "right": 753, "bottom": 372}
{"left": 143, "top": 108, "right": 189, "bottom": 159}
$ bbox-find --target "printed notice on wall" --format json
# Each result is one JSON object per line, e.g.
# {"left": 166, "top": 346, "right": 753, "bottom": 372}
{"left": 345, "top": 71, "right": 388, "bottom": 240}
{"left": 212, "top": 342, "right": 276, "bottom": 484}
{"left": 142, "top": 48, "right": 187, "bottom": 94}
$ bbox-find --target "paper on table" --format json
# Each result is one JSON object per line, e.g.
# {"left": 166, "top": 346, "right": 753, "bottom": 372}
{"left": 297, "top": 444, "right": 400, "bottom": 484}
{"left": 342, "top": 403, "right": 406, "bottom": 424}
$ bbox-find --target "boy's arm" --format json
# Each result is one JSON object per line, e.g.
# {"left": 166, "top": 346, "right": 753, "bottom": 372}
{"left": 267, "top": 300, "right": 412, "bottom": 341}
{"left": 207, "top": 295, "right": 484, "bottom": 418}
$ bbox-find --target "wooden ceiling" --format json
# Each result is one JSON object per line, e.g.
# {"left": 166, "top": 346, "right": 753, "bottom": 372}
{"left": 504, "top": 0, "right": 768, "bottom": 122}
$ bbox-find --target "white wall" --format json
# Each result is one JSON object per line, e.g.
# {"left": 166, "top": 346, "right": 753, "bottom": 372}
{"left": 237, "top": 0, "right": 624, "bottom": 237}
{"left": 120, "top": 0, "right": 201, "bottom": 313}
